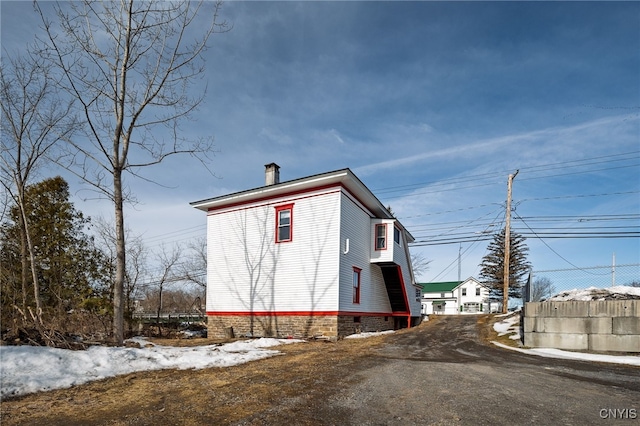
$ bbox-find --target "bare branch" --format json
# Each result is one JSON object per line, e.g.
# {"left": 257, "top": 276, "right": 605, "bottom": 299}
{"left": 34, "top": 0, "right": 229, "bottom": 345}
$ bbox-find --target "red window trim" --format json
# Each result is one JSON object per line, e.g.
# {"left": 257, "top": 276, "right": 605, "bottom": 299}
{"left": 374, "top": 223, "right": 387, "bottom": 251}
{"left": 275, "top": 203, "right": 294, "bottom": 243}
{"left": 352, "top": 266, "right": 362, "bottom": 304}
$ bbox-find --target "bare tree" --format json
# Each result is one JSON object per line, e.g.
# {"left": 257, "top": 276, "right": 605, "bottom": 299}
{"left": 151, "top": 244, "right": 182, "bottom": 336}
{"left": 531, "top": 277, "right": 556, "bottom": 302}
{"left": 92, "top": 215, "right": 147, "bottom": 332}
{"left": 410, "top": 252, "right": 432, "bottom": 281}
{"left": 34, "top": 0, "right": 229, "bottom": 344}
{"left": 140, "top": 288, "right": 198, "bottom": 315}
{"left": 179, "top": 237, "right": 207, "bottom": 290}
{"left": 0, "top": 51, "right": 76, "bottom": 334}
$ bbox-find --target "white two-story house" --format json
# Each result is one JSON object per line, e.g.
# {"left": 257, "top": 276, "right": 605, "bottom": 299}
{"left": 191, "top": 164, "right": 422, "bottom": 339}
{"left": 419, "top": 277, "right": 495, "bottom": 315}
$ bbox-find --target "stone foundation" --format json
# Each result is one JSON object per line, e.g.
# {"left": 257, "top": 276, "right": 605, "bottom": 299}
{"left": 207, "top": 313, "right": 399, "bottom": 339}
{"left": 207, "top": 314, "right": 338, "bottom": 339}
{"left": 337, "top": 315, "right": 395, "bottom": 336}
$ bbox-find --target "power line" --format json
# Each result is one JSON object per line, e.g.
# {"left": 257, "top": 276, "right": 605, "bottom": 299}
{"left": 373, "top": 151, "right": 640, "bottom": 200}
{"left": 516, "top": 214, "right": 640, "bottom": 222}
{"left": 514, "top": 212, "right": 613, "bottom": 273}
{"left": 372, "top": 150, "right": 639, "bottom": 195}
{"left": 418, "top": 212, "right": 506, "bottom": 282}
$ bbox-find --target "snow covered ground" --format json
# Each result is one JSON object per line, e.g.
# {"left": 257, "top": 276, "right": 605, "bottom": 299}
{"left": 492, "top": 342, "right": 640, "bottom": 366}
{"left": 493, "top": 314, "right": 522, "bottom": 341}
{"left": 344, "top": 330, "right": 395, "bottom": 339}
{"left": 547, "top": 285, "right": 640, "bottom": 301}
{"left": 0, "top": 337, "right": 302, "bottom": 399}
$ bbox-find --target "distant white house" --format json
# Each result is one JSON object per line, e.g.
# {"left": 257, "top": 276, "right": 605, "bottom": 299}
{"left": 191, "top": 164, "right": 423, "bottom": 339}
{"left": 419, "top": 277, "right": 497, "bottom": 315}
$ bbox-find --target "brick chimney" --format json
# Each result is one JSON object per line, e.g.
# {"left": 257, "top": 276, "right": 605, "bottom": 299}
{"left": 265, "top": 163, "right": 280, "bottom": 186}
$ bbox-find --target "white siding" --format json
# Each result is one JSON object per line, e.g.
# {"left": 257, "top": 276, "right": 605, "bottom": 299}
{"left": 338, "top": 191, "right": 392, "bottom": 313}
{"left": 206, "top": 189, "right": 341, "bottom": 313}
{"left": 423, "top": 301, "right": 451, "bottom": 315}
{"left": 458, "top": 278, "right": 489, "bottom": 313}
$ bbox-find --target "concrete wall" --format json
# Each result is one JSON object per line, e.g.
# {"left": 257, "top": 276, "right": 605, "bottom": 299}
{"left": 523, "top": 300, "right": 640, "bottom": 353}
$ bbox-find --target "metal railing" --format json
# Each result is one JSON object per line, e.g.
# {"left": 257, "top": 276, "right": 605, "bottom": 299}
{"left": 132, "top": 312, "right": 205, "bottom": 324}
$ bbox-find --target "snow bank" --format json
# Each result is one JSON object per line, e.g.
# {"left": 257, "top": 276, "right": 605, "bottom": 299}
{"left": 492, "top": 342, "right": 640, "bottom": 366}
{"left": 0, "top": 337, "right": 302, "bottom": 398}
{"left": 548, "top": 286, "right": 640, "bottom": 302}
{"left": 345, "top": 330, "right": 395, "bottom": 339}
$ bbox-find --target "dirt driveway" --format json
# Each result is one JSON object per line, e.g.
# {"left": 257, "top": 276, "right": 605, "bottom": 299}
{"left": 2, "top": 315, "right": 639, "bottom": 425}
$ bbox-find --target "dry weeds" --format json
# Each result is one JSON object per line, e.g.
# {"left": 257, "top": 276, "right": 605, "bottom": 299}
{"left": 0, "top": 330, "right": 402, "bottom": 425}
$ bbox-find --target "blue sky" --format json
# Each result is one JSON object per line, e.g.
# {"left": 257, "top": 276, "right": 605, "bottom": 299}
{"left": 2, "top": 1, "right": 639, "bottom": 285}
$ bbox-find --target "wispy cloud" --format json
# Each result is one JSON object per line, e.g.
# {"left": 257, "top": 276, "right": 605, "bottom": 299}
{"left": 354, "top": 114, "right": 639, "bottom": 176}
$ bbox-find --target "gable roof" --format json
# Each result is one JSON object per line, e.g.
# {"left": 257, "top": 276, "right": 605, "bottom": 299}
{"left": 419, "top": 277, "right": 486, "bottom": 293}
{"left": 190, "top": 167, "right": 415, "bottom": 241}
{"left": 419, "top": 281, "right": 461, "bottom": 293}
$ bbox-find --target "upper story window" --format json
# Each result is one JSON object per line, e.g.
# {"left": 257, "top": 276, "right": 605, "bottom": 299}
{"left": 394, "top": 227, "right": 401, "bottom": 245}
{"left": 275, "top": 204, "right": 293, "bottom": 243}
{"left": 476, "top": 287, "right": 481, "bottom": 296}
{"left": 375, "top": 223, "right": 387, "bottom": 250}
{"left": 462, "top": 288, "right": 467, "bottom": 296}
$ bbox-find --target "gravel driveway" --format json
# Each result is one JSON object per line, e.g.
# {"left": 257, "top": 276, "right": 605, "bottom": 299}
{"left": 315, "top": 315, "right": 640, "bottom": 425}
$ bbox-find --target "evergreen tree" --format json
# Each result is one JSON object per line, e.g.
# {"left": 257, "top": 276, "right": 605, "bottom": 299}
{"left": 0, "top": 177, "right": 108, "bottom": 329}
{"left": 478, "top": 229, "right": 531, "bottom": 303}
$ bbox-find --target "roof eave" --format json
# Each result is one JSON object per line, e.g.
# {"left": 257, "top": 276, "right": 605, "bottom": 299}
{"left": 190, "top": 168, "right": 396, "bottom": 221}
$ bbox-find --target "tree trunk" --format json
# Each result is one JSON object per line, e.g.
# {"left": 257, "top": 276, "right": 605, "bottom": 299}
{"left": 17, "top": 193, "right": 43, "bottom": 327}
{"left": 19, "top": 220, "right": 28, "bottom": 315}
{"left": 113, "top": 169, "right": 126, "bottom": 345}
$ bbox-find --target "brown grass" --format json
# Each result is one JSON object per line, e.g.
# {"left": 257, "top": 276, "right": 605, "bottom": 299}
{"left": 0, "top": 333, "right": 399, "bottom": 425}
{"left": 478, "top": 312, "right": 522, "bottom": 347}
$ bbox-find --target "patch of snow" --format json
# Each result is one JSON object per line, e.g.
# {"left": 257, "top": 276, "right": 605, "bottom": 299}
{"left": 548, "top": 286, "right": 640, "bottom": 302}
{"left": 491, "top": 342, "right": 640, "bottom": 366}
{"left": 0, "top": 337, "right": 303, "bottom": 398}
{"left": 493, "top": 315, "right": 519, "bottom": 337}
{"left": 345, "top": 330, "right": 395, "bottom": 339}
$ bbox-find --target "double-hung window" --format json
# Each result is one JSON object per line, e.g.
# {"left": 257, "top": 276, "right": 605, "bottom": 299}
{"left": 394, "top": 227, "right": 401, "bottom": 245}
{"left": 352, "top": 267, "right": 361, "bottom": 304}
{"left": 275, "top": 204, "right": 293, "bottom": 243}
{"left": 375, "top": 224, "right": 387, "bottom": 250}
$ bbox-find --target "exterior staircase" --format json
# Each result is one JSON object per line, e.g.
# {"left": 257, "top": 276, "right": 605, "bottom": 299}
{"left": 380, "top": 265, "right": 408, "bottom": 313}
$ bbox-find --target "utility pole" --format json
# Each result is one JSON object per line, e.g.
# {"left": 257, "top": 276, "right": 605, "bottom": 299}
{"left": 458, "top": 243, "right": 462, "bottom": 283}
{"left": 503, "top": 170, "right": 519, "bottom": 313}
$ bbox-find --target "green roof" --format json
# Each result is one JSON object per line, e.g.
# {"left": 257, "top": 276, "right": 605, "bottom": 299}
{"left": 418, "top": 281, "right": 461, "bottom": 293}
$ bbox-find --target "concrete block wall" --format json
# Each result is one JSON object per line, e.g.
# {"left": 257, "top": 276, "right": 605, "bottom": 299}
{"left": 523, "top": 300, "right": 640, "bottom": 353}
